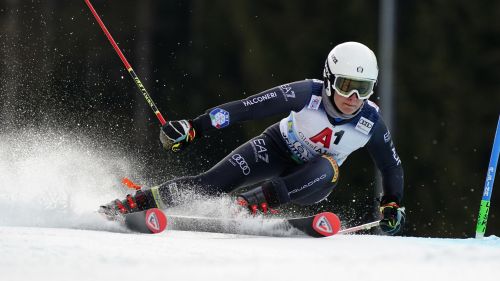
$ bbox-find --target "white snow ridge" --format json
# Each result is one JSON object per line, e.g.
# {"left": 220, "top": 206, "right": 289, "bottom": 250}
{"left": 1, "top": 132, "right": 500, "bottom": 281}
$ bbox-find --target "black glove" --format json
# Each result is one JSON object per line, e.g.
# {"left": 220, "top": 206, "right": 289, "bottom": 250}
{"left": 159, "top": 120, "right": 196, "bottom": 152}
{"left": 379, "top": 201, "right": 406, "bottom": 235}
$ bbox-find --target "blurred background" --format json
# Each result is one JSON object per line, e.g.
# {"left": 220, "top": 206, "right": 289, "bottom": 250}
{"left": 0, "top": 0, "right": 499, "bottom": 238}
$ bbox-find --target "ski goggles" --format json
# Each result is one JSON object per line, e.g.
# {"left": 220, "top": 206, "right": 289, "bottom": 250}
{"left": 331, "top": 76, "right": 375, "bottom": 100}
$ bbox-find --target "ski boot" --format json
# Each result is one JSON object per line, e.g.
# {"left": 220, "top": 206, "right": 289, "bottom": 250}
{"left": 237, "top": 181, "right": 285, "bottom": 215}
{"left": 99, "top": 189, "right": 159, "bottom": 220}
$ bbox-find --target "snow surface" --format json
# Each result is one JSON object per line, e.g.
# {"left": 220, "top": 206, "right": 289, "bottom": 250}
{"left": 1, "top": 132, "right": 500, "bottom": 281}
{"left": 2, "top": 226, "right": 500, "bottom": 281}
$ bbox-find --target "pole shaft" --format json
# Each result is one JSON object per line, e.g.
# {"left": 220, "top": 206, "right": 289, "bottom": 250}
{"left": 84, "top": 0, "right": 166, "bottom": 126}
{"left": 338, "top": 220, "right": 381, "bottom": 235}
{"left": 475, "top": 115, "right": 500, "bottom": 238}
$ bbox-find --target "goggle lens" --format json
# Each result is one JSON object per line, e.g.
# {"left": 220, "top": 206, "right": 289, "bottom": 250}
{"left": 332, "top": 76, "right": 375, "bottom": 100}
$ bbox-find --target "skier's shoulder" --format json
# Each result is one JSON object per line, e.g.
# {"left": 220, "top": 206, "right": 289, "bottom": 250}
{"left": 310, "top": 78, "right": 324, "bottom": 95}
{"left": 281, "top": 78, "right": 322, "bottom": 95}
{"left": 359, "top": 100, "right": 381, "bottom": 123}
{"left": 276, "top": 79, "right": 323, "bottom": 106}
{"left": 345, "top": 100, "right": 384, "bottom": 136}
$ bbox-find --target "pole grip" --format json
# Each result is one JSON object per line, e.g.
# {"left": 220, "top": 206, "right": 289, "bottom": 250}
{"left": 475, "top": 115, "right": 500, "bottom": 238}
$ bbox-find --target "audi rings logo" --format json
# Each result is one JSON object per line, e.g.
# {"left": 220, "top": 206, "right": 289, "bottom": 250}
{"left": 230, "top": 154, "right": 251, "bottom": 175}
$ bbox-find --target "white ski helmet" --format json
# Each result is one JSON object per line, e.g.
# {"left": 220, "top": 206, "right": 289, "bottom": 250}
{"left": 323, "top": 42, "right": 378, "bottom": 100}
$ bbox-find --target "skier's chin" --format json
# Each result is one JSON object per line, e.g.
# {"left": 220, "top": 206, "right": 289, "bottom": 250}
{"left": 338, "top": 103, "right": 361, "bottom": 115}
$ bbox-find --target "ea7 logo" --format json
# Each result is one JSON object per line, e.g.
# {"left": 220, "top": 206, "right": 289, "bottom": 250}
{"left": 252, "top": 139, "right": 269, "bottom": 163}
{"left": 279, "top": 84, "right": 295, "bottom": 101}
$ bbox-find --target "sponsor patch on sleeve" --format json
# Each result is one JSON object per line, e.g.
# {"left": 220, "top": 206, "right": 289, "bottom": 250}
{"left": 209, "top": 108, "right": 230, "bottom": 129}
{"left": 307, "top": 95, "right": 322, "bottom": 110}
{"left": 355, "top": 117, "right": 374, "bottom": 135}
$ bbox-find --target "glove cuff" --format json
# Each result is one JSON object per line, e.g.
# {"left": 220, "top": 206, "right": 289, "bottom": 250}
{"left": 380, "top": 195, "right": 401, "bottom": 206}
{"left": 190, "top": 117, "right": 206, "bottom": 137}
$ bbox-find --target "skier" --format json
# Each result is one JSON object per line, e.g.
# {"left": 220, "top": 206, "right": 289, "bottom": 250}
{"left": 101, "top": 41, "right": 406, "bottom": 235}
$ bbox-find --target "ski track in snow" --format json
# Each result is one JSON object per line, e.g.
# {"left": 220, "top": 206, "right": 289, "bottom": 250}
{"left": 1, "top": 132, "right": 500, "bottom": 281}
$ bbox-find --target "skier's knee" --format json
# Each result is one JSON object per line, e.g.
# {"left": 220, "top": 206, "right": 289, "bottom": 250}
{"left": 286, "top": 155, "right": 340, "bottom": 206}
{"left": 292, "top": 183, "right": 335, "bottom": 206}
{"left": 316, "top": 155, "right": 340, "bottom": 184}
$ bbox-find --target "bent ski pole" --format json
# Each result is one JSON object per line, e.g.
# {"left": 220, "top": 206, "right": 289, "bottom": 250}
{"left": 84, "top": 0, "right": 167, "bottom": 126}
{"left": 338, "top": 220, "right": 380, "bottom": 235}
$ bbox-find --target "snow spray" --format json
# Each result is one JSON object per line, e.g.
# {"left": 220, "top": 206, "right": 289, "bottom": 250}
{"left": 0, "top": 130, "right": 135, "bottom": 231}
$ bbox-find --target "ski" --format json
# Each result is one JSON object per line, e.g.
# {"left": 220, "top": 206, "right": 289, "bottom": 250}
{"left": 166, "top": 211, "right": 341, "bottom": 238}
{"left": 109, "top": 208, "right": 378, "bottom": 237}
{"left": 115, "top": 208, "right": 168, "bottom": 234}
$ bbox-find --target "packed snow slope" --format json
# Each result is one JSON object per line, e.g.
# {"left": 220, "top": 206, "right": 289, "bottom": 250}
{"left": 1, "top": 132, "right": 499, "bottom": 281}
{"left": 2, "top": 226, "right": 499, "bottom": 281}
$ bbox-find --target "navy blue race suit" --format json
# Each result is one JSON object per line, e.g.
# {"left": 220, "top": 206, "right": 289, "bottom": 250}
{"left": 151, "top": 79, "right": 403, "bottom": 209}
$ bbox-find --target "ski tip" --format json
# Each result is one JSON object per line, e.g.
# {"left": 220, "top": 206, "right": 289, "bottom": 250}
{"left": 145, "top": 208, "right": 168, "bottom": 234}
{"left": 312, "top": 212, "right": 341, "bottom": 237}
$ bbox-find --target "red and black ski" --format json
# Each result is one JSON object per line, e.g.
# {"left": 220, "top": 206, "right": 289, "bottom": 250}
{"left": 166, "top": 212, "right": 341, "bottom": 238}
{"left": 115, "top": 209, "right": 342, "bottom": 237}
{"left": 108, "top": 207, "right": 380, "bottom": 236}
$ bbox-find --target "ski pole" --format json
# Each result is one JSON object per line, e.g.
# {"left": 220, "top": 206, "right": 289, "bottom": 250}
{"left": 84, "top": 0, "right": 167, "bottom": 126}
{"left": 475, "top": 115, "right": 500, "bottom": 238}
{"left": 338, "top": 220, "right": 380, "bottom": 235}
